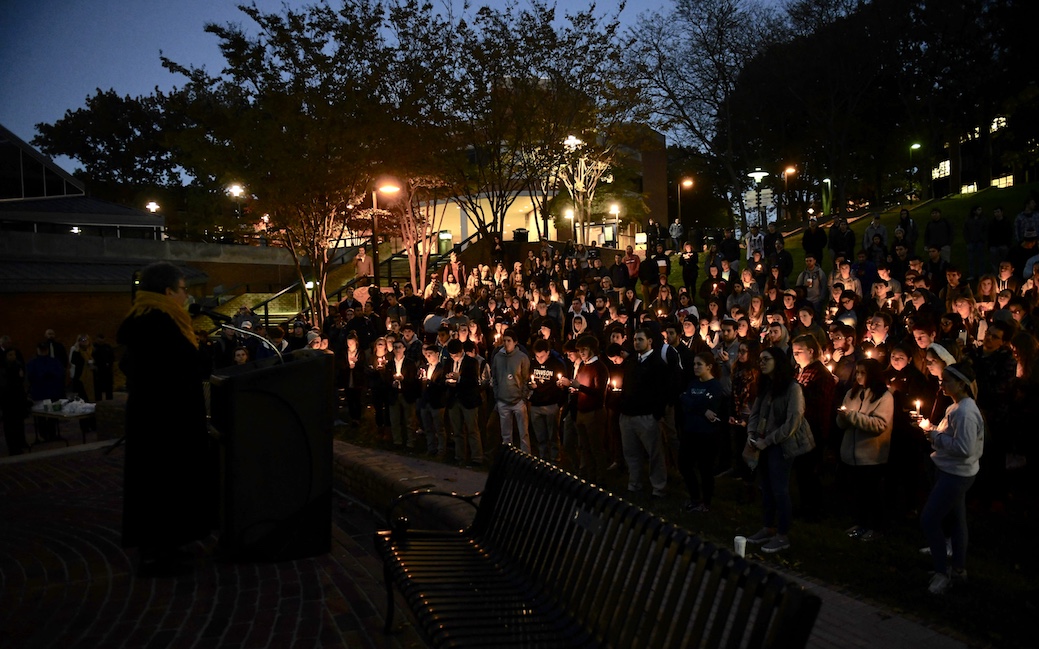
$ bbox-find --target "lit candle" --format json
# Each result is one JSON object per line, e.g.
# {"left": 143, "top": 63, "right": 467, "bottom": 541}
{"left": 612, "top": 379, "right": 621, "bottom": 392}
{"left": 827, "top": 363, "right": 834, "bottom": 373}
{"left": 865, "top": 350, "right": 872, "bottom": 359}
{"left": 914, "top": 399, "right": 922, "bottom": 416}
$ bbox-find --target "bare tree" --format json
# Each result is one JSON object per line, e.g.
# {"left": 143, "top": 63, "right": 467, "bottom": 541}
{"left": 629, "top": 0, "right": 778, "bottom": 231}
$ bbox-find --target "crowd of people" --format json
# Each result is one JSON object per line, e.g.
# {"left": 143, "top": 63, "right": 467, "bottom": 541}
{"left": 3, "top": 199, "right": 1037, "bottom": 591}
{"left": 1, "top": 329, "right": 113, "bottom": 454}
{"left": 242, "top": 202, "right": 1031, "bottom": 596}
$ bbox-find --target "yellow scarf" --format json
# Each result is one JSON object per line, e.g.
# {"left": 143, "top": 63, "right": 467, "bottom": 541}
{"left": 127, "top": 290, "right": 199, "bottom": 349}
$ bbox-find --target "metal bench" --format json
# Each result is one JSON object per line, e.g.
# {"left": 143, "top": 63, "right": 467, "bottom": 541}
{"left": 374, "top": 446, "right": 821, "bottom": 648}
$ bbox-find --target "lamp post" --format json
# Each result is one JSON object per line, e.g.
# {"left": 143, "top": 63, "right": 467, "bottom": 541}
{"left": 564, "top": 208, "right": 575, "bottom": 242}
{"left": 822, "top": 178, "right": 832, "bottom": 217}
{"left": 609, "top": 204, "right": 620, "bottom": 248}
{"left": 748, "top": 169, "right": 769, "bottom": 227}
{"left": 909, "top": 143, "right": 921, "bottom": 203}
{"left": 371, "top": 183, "right": 401, "bottom": 288}
{"left": 677, "top": 177, "right": 693, "bottom": 229}
{"left": 145, "top": 201, "right": 160, "bottom": 214}
{"left": 782, "top": 166, "right": 796, "bottom": 223}
{"left": 228, "top": 184, "right": 244, "bottom": 218}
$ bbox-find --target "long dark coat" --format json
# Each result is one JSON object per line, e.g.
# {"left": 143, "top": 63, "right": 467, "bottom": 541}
{"left": 117, "top": 309, "right": 215, "bottom": 549}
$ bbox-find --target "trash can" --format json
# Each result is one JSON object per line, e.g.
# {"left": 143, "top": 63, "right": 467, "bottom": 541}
{"left": 438, "top": 230, "right": 453, "bottom": 255}
{"left": 513, "top": 228, "right": 528, "bottom": 242}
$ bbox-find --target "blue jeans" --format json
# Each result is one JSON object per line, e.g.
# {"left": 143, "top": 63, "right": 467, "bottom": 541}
{"left": 496, "top": 400, "right": 531, "bottom": 453}
{"left": 920, "top": 469, "right": 975, "bottom": 574}
{"left": 530, "top": 403, "right": 560, "bottom": 461}
{"left": 759, "top": 444, "right": 794, "bottom": 535}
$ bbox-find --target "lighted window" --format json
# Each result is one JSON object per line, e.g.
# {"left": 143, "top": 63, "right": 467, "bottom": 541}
{"left": 991, "top": 175, "right": 1014, "bottom": 189}
{"left": 960, "top": 183, "right": 977, "bottom": 194}
{"left": 932, "top": 160, "right": 950, "bottom": 180}
{"left": 991, "top": 116, "right": 1007, "bottom": 133}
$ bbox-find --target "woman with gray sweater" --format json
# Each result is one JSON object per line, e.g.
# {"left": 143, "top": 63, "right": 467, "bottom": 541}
{"left": 919, "top": 361, "right": 984, "bottom": 595}
{"left": 745, "top": 348, "right": 807, "bottom": 554}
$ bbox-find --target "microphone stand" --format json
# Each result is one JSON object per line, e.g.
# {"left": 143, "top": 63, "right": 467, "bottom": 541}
{"left": 221, "top": 324, "right": 285, "bottom": 364}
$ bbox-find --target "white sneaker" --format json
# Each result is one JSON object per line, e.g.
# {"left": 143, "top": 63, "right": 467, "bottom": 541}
{"left": 928, "top": 571, "right": 952, "bottom": 595}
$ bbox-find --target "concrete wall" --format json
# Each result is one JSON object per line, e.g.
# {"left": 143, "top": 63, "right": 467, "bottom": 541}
{"left": 0, "top": 232, "right": 303, "bottom": 358}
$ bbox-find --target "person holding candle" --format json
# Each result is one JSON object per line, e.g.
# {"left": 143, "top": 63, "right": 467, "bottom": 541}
{"left": 676, "top": 352, "right": 726, "bottom": 512}
{"left": 618, "top": 328, "right": 669, "bottom": 496}
{"left": 791, "top": 334, "right": 836, "bottom": 522}
{"left": 384, "top": 338, "right": 421, "bottom": 449}
{"left": 884, "top": 344, "right": 934, "bottom": 519}
{"left": 919, "top": 361, "right": 984, "bottom": 595}
{"left": 445, "top": 339, "right": 483, "bottom": 465}
{"left": 490, "top": 329, "right": 532, "bottom": 453}
{"left": 367, "top": 337, "right": 393, "bottom": 440}
{"left": 744, "top": 348, "right": 811, "bottom": 553}
{"left": 557, "top": 335, "right": 610, "bottom": 482}
{"left": 418, "top": 344, "right": 448, "bottom": 457}
{"left": 837, "top": 359, "right": 894, "bottom": 542}
{"left": 528, "top": 339, "right": 568, "bottom": 462}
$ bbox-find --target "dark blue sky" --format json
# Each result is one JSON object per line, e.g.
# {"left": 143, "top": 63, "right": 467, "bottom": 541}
{"left": 0, "top": 0, "right": 640, "bottom": 172}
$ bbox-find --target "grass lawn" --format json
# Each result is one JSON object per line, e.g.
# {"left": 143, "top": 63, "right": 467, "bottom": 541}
{"left": 337, "top": 406, "right": 1038, "bottom": 648}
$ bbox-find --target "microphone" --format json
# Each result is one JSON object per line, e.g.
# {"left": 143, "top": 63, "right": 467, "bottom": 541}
{"left": 188, "top": 303, "right": 233, "bottom": 323}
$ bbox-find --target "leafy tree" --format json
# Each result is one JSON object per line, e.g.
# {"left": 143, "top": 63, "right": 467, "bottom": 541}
{"left": 161, "top": 0, "right": 393, "bottom": 322}
{"left": 445, "top": 0, "right": 640, "bottom": 238}
{"left": 33, "top": 88, "right": 182, "bottom": 190}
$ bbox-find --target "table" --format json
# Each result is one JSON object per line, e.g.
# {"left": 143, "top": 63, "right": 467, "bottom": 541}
{"left": 30, "top": 407, "right": 95, "bottom": 446}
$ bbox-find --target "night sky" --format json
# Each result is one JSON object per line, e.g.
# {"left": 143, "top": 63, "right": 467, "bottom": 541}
{"left": 0, "top": 0, "right": 637, "bottom": 172}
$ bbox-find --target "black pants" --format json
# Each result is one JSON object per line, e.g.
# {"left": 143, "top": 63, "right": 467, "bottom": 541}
{"left": 679, "top": 431, "right": 717, "bottom": 506}
{"left": 793, "top": 445, "right": 824, "bottom": 519}
{"left": 846, "top": 463, "right": 886, "bottom": 530}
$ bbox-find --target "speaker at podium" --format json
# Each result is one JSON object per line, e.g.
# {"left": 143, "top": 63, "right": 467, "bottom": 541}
{"left": 209, "top": 349, "right": 335, "bottom": 561}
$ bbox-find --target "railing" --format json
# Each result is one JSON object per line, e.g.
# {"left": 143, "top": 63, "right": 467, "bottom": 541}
{"left": 326, "top": 229, "right": 483, "bottom": 303}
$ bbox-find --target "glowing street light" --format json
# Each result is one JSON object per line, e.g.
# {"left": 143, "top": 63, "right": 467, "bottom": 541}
{"left": 782, "top": 167, "right": 796, "bottom": 223}
{"left": 145, "top": 201, "right": 160, "bottom": 213}
{"left": 227, "top": 183, "right": 245, "bottom": 220}
{"left": 909, "top": 143, "right": 922, "bottom": 203}
{"left": 748, "top": 169, "right": 769, "bottom": 227}
{"left": 677, "top": 177, "right": 693, "bottom": 229}
{"left": 371, "top": 181, "right": 401, "bottom": 287}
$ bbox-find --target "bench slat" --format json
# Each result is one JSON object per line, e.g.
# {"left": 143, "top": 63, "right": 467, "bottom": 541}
{"left": 375, "top": 446, "right": 821, "bottom": 649}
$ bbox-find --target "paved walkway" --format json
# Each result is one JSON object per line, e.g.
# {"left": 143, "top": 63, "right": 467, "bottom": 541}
{"left": 0, "top": 445, "right": 424, "bottom": 648}
{"left": 1, "top": 439, "right": 973, "bottom": 648}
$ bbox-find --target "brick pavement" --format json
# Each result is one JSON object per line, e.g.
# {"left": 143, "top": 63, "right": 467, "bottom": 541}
{"left": 0, "top": 445, "right": 424, "bottom": 649}
{"left": 1, "top": 439, "right": 973, "bottom": 649}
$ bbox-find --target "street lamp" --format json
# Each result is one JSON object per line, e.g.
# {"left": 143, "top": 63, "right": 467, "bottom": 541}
{"left": 909, "top": 143, "right": 921, "bottom": 203}
{"left": 748, "top": 169, "right": 769, "bottom": 227}
{"left": 227, "top": 184, "right": 245, "bottom": 219}
{"left": 822, "top": 178, "right": 832, "bottom": 217}
{"left": 677, "top": 178, "right": 693, "bottom": 229}
{"left": 145, "top": 201, "right": 160, "bottom": 213}
{"left": 371, "top": 182, "right": 400, "bottom": 288}
{"left": 782, "top": 166, "right": 796, "bottom": 223}
{"left": 609, "top": 204, "right": 620, "bottom": 248}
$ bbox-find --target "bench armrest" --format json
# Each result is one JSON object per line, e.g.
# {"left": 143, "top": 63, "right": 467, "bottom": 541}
{"left": 385, "top": 488, "right": 482, "bottom": 537}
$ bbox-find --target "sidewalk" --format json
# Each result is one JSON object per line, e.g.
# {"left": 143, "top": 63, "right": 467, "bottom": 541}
{"left": 0, "top": 440, "right": 972, "bottom": 648}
